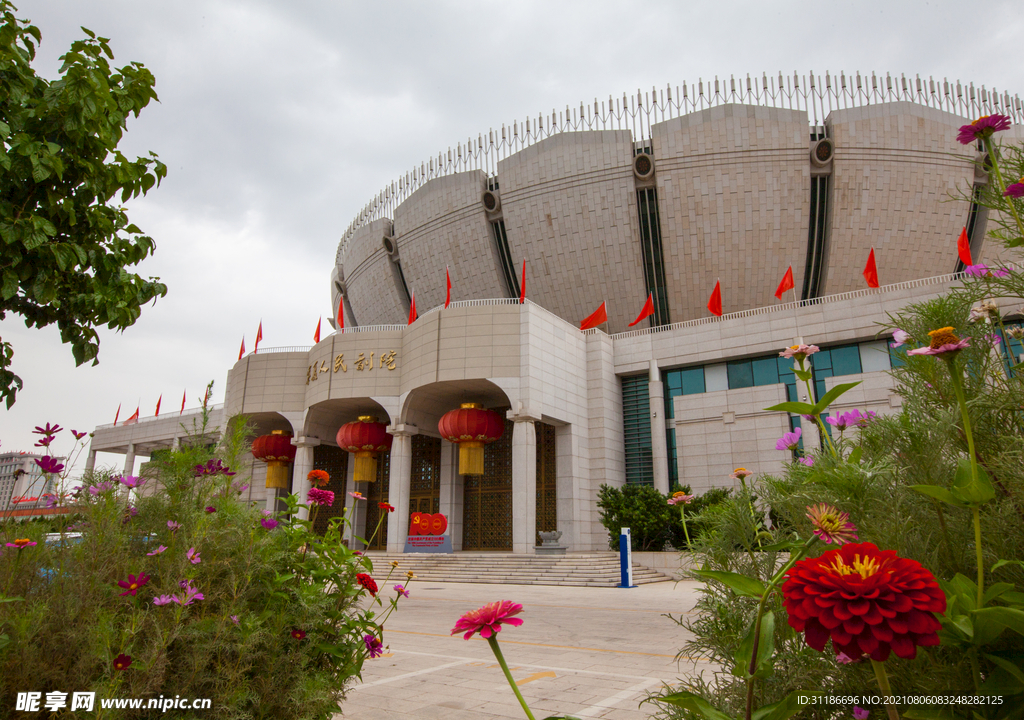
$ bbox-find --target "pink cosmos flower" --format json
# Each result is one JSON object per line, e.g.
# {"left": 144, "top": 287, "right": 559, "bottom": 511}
{"left": 451, "top": 600, "right": 524, "bottom": 640}
{"left": 231, "top": 481, "right": 249, "bottom": 494}
{"left": 260, "top": 512, "right": 279, "bottom": 530}
{"left": 71, "top": 430, "right": 87, "bottom": 440}
{"left": 88, "top": 481, "right": 114, "bottom": 496}
{"left": 986, "top": 333, "right": 1002, "bottom": 348}
{"left": 1005, "top": 178, "right": 1024, "bottom": 199}
{"left": 174, "top": 581, "right": 204, "bottom": 606}
{"left": 34, "top": 435, "right": 55, "bottom": 448}
{"left": 957, "top": 114, "right": 1011, "bottom": 144}
{"left": 152, "top": 595, "right": 175, "bottom": 606}
{"left": 853, "top": 708, "right": 870, "bottom": 720}
{"left": 35, "top": 456, "right": 65, "bottom": 474}
{"left": 146, "top": 545, "right": 168, "bottom": 556}
{"left": 780, "top": 344, "right": 820, "bottom": 360}
{"left": 964, "top": 264, "right": 1010, "bottom": 279}
{"left": 193, "top": 459, "right": 236, "bottom": 477}
{"left": 167, "top": 520, "right": 181, "bottom": 533}
{"left": 364, "top": 634, "right": 384, "bottom": 658}
{"left": 32, "top": 422, "right": 63, "bottom": 436}
{"left": 186, "top": 547, "right": 202, "bottom": 564}
{"left": 890, "top": 329, "right": 910, "bottom": 348}
{"left": 231, "top": 615, "right": 240, "bottom": 625}
{"left": 806, "top": 503, "right": 859, "bottom": 546}
{"left": 797, "top": 456, "right": 814, "bottom": 467}
{"left": 907, "top": 327, "right": 971, "bottom": 357}
{"left": 826, "top": 410, "right": 867, "bottom": 432}
{"left": 836, "top": 651, "right": 858, "bottom": 664}
{"left": 117, "top": 475, "right": 145, "bottom": 489}
{"left": 394, "top": 584, "right": 410, "bottom": 598}
{"left": 307, "top": 488, "right": 335, "bottom": 506}
{"left": 205, "top": 506, "right": 217, "bottom": 514}
{"left": 117, "top": 572, "right": 151, "bottom": 597}
{"left": 775, "top": 427, "right": 802, "bottom": 451}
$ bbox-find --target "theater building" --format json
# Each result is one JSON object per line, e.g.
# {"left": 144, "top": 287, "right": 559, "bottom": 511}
{"left": 88, "top": 72, "right": 1024, "bottom": 554}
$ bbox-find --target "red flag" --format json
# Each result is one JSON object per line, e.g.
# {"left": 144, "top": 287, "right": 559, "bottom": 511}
{"left": 707, "top": 281, "right": 723, "bottom": 317}
{"left": 254, "top": 321, "right": 263, "bottom": 353}
{"left": 580, "top": 301, "right": 608, "bottom": 330}
{"left": 774, "top": 266, "right": 795, "bottom": 300}
{"left": 154, "top": 395, "right": 162, "bottom": 417}
{"left": 519, "top": 260, "right": 526, "bottom": 304}
{"left": 180, "top": 390, "right": 186, "bottom": 415}
{"left": 863, "top": 248, "right": 880, "bottom": 288}
{"left": 445, "top": 266, "right": 451, "bottom": 309}
{"left": 123, "top": 406, "right": 139, "bottom": 426}
{"left": 238, "top": 337, "right": 245, "bottom": 361}
{"left": 313, "top": 317, "right": 321, "bottom": 344}
{"left": 629, "top": 293, "right": 655, "bottom": 327}
{"left": 957, "top": 227, "right": 973, "bottom": 266}
{"left": 336, "top": 298, "right": 344, "bottom": 333}
{"left": 113, "top": 403, "right": 121, "bottom": 425}
{"left": 203, "top": 387, "right": 210, "bottom": 408}
{"left": 408, "top": 292, "right": 417, "bottom": 325}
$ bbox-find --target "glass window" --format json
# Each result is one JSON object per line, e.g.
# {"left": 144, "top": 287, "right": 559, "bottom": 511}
{"left": 752, "top": 357, "right": 779, "bottom": 386}
{"left": 727, "top": 361, "right": 754, "bottom": 389}
{"left": 831, "top": 345, "right": 863, "bottom": 376}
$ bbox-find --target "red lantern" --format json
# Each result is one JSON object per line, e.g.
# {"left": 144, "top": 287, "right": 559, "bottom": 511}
{"left": 336, "top": 416, "right": 392, "bottom": 483}
{"left": 251, "top": 430, "right": 296, "bottom": 489}
{"left": 438, "top": 403, "right": 504, "bottom": 475}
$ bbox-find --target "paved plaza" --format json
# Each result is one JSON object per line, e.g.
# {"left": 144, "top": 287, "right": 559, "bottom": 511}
{"left": 338, "top": 578, "right": 712, "bottom": 720}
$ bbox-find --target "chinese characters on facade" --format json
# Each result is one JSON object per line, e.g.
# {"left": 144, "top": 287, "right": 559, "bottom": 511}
{"left": 307, "top": 350, "right": 397, "bottom": 384}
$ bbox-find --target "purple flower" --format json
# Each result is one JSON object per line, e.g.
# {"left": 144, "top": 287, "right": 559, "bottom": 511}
{"left": 890, "top": 329, "right": 910, "bottom": 348}
{"left": 167, "top": 520, "right": 181, "bottom": 533}
{"left": 964, "top": 264, "right": 1010, "bottom": 279}
{"left": 836, "top": 651, "right": 858, "bottom": 664}
{"left": 152, "top": 595, "right": 175, "bottom": 606}
{"left": 34, "top": 435, "right": 55, "bottom": 448}
{"left": 1005, "top": 178, "right": 1024, "bottom": 199}
{"left": 363, "top": 634, "right": 384, "bottom": 659}
{"left": 775, "top": 427, "right": 802, "bottom": 451}
{"left": 394, "top": 584, "right": 410, "bottom": 598}
{"left": 957, "top": 114, "right": 1011, "bottom": 145}
{"left": 307, "top": 488, "right": 335, "bottom": 507}
{"left": 853, "top": 707, "right": 870, "bottom": 720}
{"left": 205, "top": 506, "right": 217, "bottom": 514}
{"left": 117, "top": 475, "right": 145, "bottom": 489}
{"left": 193, "top": 459, "right": 236, "bottom": 477}
{"left": 231, "top": 481, "right": 249, "bottom": 494}
{"left": 44, "top": 494, "right": 59, "bottom": 509}
{"left": 121, "top": 505, "right": 139, "bottom": 525}
{"left": 907, "top": 327, "right": 971, "bottom": 357}
{"left": 825, "top": 410, "right": 867, "bottom": 433}
{"left": 32, "top": 422, "right": 63, "bottom": 436}
{"left": 186, "top": 547, "right": 202, "bottom": 564}
{"left": 35, "top": 456, "right": 65, "bottom": 474}
{"left": 260, "top": 512, "right": 279, "bottom": 531}
{"left": 117, "top": 572, "right": 151, "bottom": 597}
{"left": 231, "top": 615, "right": 240, "bottom": 625}
{"left": 797, "top": 456, "right": 814, "bottom": 467}
{"left": 986, "top": 333, "right": 1002, "bottom": 348}
{"left": 146, "top": 545, "right": 168, "bottom": 556}
{"left": 88, "top": 481, "right": 114, "bottom": 496}
{"left": 71, "top": 430, "right": 87, "bottom": 440}
{"left": 175, "top": 582, "right": 204, "bottom": 607}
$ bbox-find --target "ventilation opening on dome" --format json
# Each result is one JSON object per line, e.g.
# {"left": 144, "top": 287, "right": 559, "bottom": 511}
{"left": 801, "top": 175, "right": 832, "bottom": 301}
{"left": 955, "top": 184, "right": 986, "bottom": 274}
{"left": 491, "top": 219, "right": 520, "bottom": 299}
{"left": 390, "top": 256, "right": 413, "bottom": 312}
{"left": 636, "top": 188, "right": 670, "bottom": 326}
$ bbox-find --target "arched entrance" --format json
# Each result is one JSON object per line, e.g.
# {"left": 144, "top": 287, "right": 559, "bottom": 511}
{"left": 462, "top": 414, "right": 514, "bottom": 551}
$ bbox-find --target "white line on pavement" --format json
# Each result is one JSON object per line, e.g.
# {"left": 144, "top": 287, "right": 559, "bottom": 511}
{"left": 573, "top": 678, "right": 662, "bottom": 718}
{"left": 349, "top": 660, "right": 468, "bottom": 691}
{"left": 392, "top": 649, "right": 661, "bottom": 681}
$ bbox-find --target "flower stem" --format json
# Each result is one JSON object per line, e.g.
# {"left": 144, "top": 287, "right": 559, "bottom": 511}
{"left": 800, "top": 367, "right": 836, "bottom": 458}
{"left": 945, "top": 357, "right": 984, "bottom": 606}
{"left": 679, "top": 507, "right": 691, "bottom": 548}
{"left": 984, "top": 137, "right": 1024, "bottom": 241}
{"left": 870, "top": 660, "right": 900, "bottom": 720}
{"left": 486, "top": 636, "right": 536, "bottom": 720}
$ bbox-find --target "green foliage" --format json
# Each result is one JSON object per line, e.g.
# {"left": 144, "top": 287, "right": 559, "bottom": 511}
{"left": 0, "top": 2, "right": 167, "bottom": 407}
{"left": 0, "top": 412, "right": 400, "bottom": 719}
{"left": 596, "top": 483, "right": 729, "bottom": 551}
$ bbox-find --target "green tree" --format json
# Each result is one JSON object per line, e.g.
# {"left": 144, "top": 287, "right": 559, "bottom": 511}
{"left": 0, "top": 2, "right": 167, "bottom": 407}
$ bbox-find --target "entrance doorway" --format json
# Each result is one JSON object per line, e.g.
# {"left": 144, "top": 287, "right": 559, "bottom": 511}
{"left": 410, "top": 435, "right": 441, "bottom": 515}
{"left": 462, "top": 415, "right": 513, "bottom": 551}
{"left": 311, "top": 445, "right": 348, "bottom": 536}
{"left": 535, "top": 422, "right": 557, "bottom": 543}
{"left": 363, "top": 450, "right": 391, "bottom": 550}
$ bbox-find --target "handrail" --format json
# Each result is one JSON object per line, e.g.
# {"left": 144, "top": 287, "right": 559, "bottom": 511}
{"left": 337, "top": 70, "right": 1022, "bottom": 266}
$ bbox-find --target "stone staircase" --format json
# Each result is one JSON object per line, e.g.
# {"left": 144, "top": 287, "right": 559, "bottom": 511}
{"left": 360, "top": 551, "right": 674, "bottom": 587}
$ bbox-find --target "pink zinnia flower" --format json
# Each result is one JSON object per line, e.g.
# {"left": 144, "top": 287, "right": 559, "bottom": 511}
{"left": 730, "top": 468, "right": 753, "bottom": 481}
{"left": 667, "top": 491, "right": 694, "bottom": 506}
{"left": 890, "top": 329, "right": 910, "bottom": 348}
{"left": 806, "top": 503, "right": 859, "bottom": 546}
{"left": 957, "top": 114, "right": 1011, "bottom": 145}
{"left": 780, "top": 344, "right": 820, "bottom": 360}
{"left": 146, "top": 545, "right": 168, "bottom": 556}
{"left": 394, "top": 584, "right": 410, "bottom": 598}
{"left": 117, "top": 572, "right": 151, "bottom": 597}
{"left": 307, "top": 488, "right": 335, "bottom": 506}
{"left": 364, "top": 634, "right": 384, "bottom": 658}
{"left": 775, "top": 427, "right": 802, "bottom": 451}
{"left": 906, "top": 327, "right": 970, "bottom": 357}
{"left": 1005, "top": 178, "right": 1024, "bottom": 199}
{"left": 5, "top": 538, "right": 37, "bottom": 549}
{"left": 348, "top": 491, "right": 366, "bottom": 500}
{"left": 451, "top": 600, "right": 524, "bottom": 640}
{"left": 186, "top": 547, "right": 202, "bottom": 564}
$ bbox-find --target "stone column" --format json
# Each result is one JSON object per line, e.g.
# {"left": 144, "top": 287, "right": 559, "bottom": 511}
{"left": 509, "top": 411, "right": 539, "bottom": 554}
{"left": 123, "top": 444, "right": 135, "bottom": 476}
{"left": 291, "top": 437, "right": 321, "bottom": 521}
{"left": 386, "top": 424, "right": 417, "bottom": 553}
{"left": 438, "top": 441, "right": 462, "bottom": 551}
{"left": 343, "top": 453, "right": 364, "bottom": 549}
{"left": 649, "top": 360, "right": 669, "bottom": 494}
{"left": 84, "top": 448, "right": 97, "bottom": 475}
{"left": 265, "top": 489, "right": 278, "bottom": 514}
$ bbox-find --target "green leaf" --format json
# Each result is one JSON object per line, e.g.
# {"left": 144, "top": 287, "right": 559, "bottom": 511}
{"left": 991, "top": 559, "right": 1024, "bottom": 573}
{"left": 764, "top": 401, "right": 816, "bottom": 415}
{"left": 848, "top": 447, "right": 863, "bottom": 464}
{"left": 951, "top": 457, "right": 995, "bottom": 505}
{"left": 983, "top": 654, "right": 1024, "bottom": 686}
{"left": 734, "top": 611, "right": 775, "bottom": 679}
{"left": 1, "top": 271, "right": 18, "bottom": 301}
{"left": 643, "top": 690, "right": 733, "bottom": 720}
{"left": 0, "top": 634, "right": 8, "bottom": 652}
{"left": 903, "top": 705, "right": 957, "bottom": 720}
{"left": 909, "top": 485, "right": 967, "bottom": 508}
{"left": 810, "top": 381, "right": 861, "bottom": 415}
{"left": 983, "top": 583, "right": 1016, "bottom": 606}
{"left": 974, "top": 607, "right": 1024, "bottom": 639}
{"left": 753, "top": 692, "right": 819, "bottom": 720}
{"left": 789, "top": 367, "right": 813, "bottom": 382}
{"left": 691, "top": 570, "right": 767, "bottom": 598}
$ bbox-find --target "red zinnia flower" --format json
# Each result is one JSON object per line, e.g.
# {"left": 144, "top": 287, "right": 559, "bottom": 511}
{"left": 378, "top": 502, "right": 395, "bottom": 512}
{"left": 112, "top": 653, "right": 132, "bottom": 671}
{"left": 307, "top": 469, "right": 330, "bottom": 487}
{"left": 957, "top": 114, "right": 1011, "bottom": 144}
{"left": 356, "top": 573, "right": 378, "bottom": 596}
{"left": 782, "top": 542, "right": 945, "bottom": 661}
{"left": 450, "top": 600, "right": 524, "bottom": 640}
{"left": 291, "top": 629, "right": 306, "bottom": 640}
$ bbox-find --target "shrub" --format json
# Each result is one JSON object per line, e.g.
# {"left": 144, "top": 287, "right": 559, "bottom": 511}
{"left": 597, "top": 483, "right": 730, "bottom": 551}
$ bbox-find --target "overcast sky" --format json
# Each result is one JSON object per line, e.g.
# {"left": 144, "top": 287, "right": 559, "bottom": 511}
{"left": 2, "top": 0, "right": 1022, "bottom": 475}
